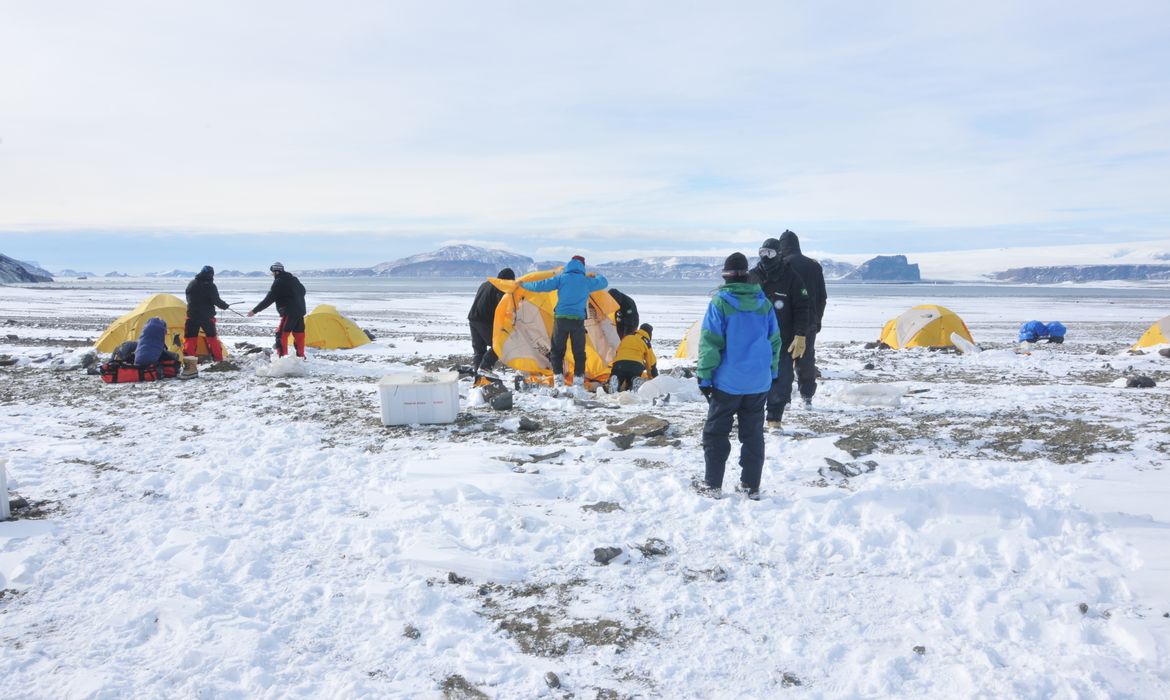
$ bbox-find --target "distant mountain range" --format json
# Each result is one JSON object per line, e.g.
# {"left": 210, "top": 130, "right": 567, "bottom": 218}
{"left": 993, "top": 265, "right": 1170, "bottom": 283}
{"left": 11, "top": 241, "right": 1170, "bottom": 284}
{"left": 295, "top": 246, "right": 865, "bottom": 280}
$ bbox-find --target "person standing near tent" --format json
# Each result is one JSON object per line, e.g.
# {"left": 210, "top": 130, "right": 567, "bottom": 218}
{"left": 519, "top": 255, "right": 608, "bottom": 390}
{"left": 468, "top": 267, "right": 515, "bottom": 373}
{"left": 608, "top": 288, "right": 639, "bottom": 338}
{"left": 609, "top": 323, "right": 658, "bottom": 391}
{"left": 184, "top": 265, "right": 230, "bottom": 361}
{"left": 776, "top": 230, "right": 827, "bottom": 409}
{"left": 749, "top": 236, "right": 811, "bottom": 429}
{"left": 247, "top": 262, "right": 308, "bottom": 358}
{"left": 694, "top": 253, "right": 781, "bottom": 499}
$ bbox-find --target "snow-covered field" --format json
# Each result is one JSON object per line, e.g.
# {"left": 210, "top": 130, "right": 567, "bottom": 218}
{"left": 2, "top": 279, "right": 1170, "bottom": 698}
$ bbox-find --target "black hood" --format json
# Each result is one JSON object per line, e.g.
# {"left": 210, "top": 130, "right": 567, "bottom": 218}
{"left": 195, "top": 269, "right": 214, "bottom": 282}
{"left": 778, "top": 230, "right": 801, "bottom": 259}
{"left": 497, "top": 267, "right": 515, "bottom": 280}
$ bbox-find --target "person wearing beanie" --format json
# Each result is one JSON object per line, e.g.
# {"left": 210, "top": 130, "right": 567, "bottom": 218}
{"left": 775, "top": 230, "right": 827, "bottom": 411}
{"left": 608, "top": 288, "right": 640, "bottom": 338}
{"left": 467, "top": 267, "right": 516, "bottom": 372}
{"left": 693, "top": 252, "right": 782, "bottom": 500}
{"left": 183, "top": 265, "right": 230, "bottom": 361}
{"left": 247, "top": 262, "right": 308, "bottom": 358}
{"left": 609, "top": 322, "right": 658, "bottom": 392}
{"left": 519, "top": 256, "right": 608, "bottom": 390}
{"left": 749, "top": 235, "right": 812, "bottom": 428}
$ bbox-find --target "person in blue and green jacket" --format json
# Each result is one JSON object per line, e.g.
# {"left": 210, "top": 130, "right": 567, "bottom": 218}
{"left": 694, "top": 252, "right": 782, "bottom": 499}
{"left": 520, "top": 255, "right": 608, "bottom": 389}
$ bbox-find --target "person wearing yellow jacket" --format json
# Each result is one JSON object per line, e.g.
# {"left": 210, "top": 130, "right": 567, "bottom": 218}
{"left": 609, "top": 323, "right": 659, "bottom": 392}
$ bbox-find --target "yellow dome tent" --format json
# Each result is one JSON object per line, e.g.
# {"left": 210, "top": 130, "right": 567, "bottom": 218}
{"left": 95, "top": 293, "right": 223, "bottom": 358}
{"left": 1133, "top": 315, "right": 1170, "bottom": 350}
{"left": 304, "top": 304, "right": 371, "bottom": 350}
{"left": 488, "top": 269, "right": 620, "bottom": 385}
{"left": 674, "top": 319, "right": 701, "bottom": 361}
{"left": 879, "top": 304, "right": 975, "bottom": 349}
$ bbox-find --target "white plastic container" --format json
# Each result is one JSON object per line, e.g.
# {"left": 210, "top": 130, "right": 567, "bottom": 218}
{"left": 1, "top": 459, "right": 9, "bottom": 520}
{"left": 377, "top": 371, "right": 460, "bottom": 426}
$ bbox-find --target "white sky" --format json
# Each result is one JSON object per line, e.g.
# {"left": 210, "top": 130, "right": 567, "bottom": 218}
{"left": 1, "top": 1, "right": 1169, "bottom": 270}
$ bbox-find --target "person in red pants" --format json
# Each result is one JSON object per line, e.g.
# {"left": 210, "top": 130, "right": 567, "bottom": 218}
{"left": 247, "top": 262, "right": 308, "bottom": 358}
{"left": 184, "top": 265, "right": 229, "bottom": 360}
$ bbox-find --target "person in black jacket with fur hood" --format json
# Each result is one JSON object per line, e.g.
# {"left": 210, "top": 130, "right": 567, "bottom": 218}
{"left": 248, "top": 262, "right": 308, "bottom": 358}
{"left": 184, "top": 265, "right": 230, "bottom": 360}
{"left": 467, "top": 268, "right": 515, "bottom": 372}
{"left": 749, "top": 236, "right": 811, "bottom": 428}
{"left": 777, "top": 230, "right": 828, "bottom": 409}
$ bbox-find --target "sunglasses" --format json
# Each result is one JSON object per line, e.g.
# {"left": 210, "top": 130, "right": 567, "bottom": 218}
{"left": 758, "top": 248, "right": 778, "bottom": 259}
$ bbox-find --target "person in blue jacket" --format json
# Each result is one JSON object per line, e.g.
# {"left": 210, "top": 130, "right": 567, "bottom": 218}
{"left": 520, "top": 255, "right": 608, "bottom": 390}
{"left": 694, "top": 252, "right": 782, "bottom": 499}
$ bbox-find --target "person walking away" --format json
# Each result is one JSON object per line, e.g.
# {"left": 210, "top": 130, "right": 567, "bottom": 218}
{"left": 776, "top": 230, "right": 826, "bottom": 409}
{"left": 247, "top": 262, "right": 308, "bottom": 358}
{"left": 184, "top": 265, "right": 230, "bottom": 361}
{"left": 609, "top": 323, "right": 658, "bottom": 391}
{"left": 695, "top": 253, "right": 781, "bottom": 499}
{"left": 749, "top": 237, "right": 811, "bottom": 429}
{"left": 519, "top": 255, "right": 608, "bottom": 391}
{"left": 608, "top": 288, "right": 640, "bottom": 338}
{"left": 468, "top": 268, "right": 515, "bottom": 373}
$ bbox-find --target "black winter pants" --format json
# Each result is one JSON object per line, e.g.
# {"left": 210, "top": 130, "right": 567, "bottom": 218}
{"left": 768, "top": 331, "right": 817, "bottom": 417}
{"left": 611, "top": 359, "right": 645, "bottom": 391}
{"left": 469, "top": 321, "right": 497, "bottom": 371}
{"left": 549, "top": 317, "right": 586, "bottom": 379}
{"left": 703, "top": 388, "right": 768, "bottom": 490}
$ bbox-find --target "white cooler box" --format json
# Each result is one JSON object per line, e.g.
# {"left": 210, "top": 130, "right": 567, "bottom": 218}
{"left": 377, "top": 371, "right": 460, "bottom": 426}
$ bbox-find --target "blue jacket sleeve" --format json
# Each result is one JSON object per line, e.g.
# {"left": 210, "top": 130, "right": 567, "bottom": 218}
{"left": 521, "top": 274, "right": 561, "bottom": 293}
{"left": 587, "top": 273, "right": 608, "bottom": 291}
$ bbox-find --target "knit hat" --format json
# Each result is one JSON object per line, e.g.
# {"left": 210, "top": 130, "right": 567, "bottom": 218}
{"left": 639, "top": 323, "right": 653, "bottom": 338}
{"left": 498, "top": 268, "right": 516, "bottom": 280}
{"left": 722, "top": 252, "right": 749, "bottom": 280}
{"left": 200, "top": 265, "right": 214, "bottom": 276}
{"left": 270, "top": 262, "right": 285, "bottom": 273}
{"left": 571, "top": 255, "right": 586, "bottom": 264}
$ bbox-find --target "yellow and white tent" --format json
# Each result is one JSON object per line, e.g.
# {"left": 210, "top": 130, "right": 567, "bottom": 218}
{"left": 674, "top": 320, "right": 701, "bottom": 361}
{"left": 304, "top": 304, "right": 371, "bottom": 349}
{"left": 1133, "top": 315, "right": 1170, "bottom": 350}
{"left": 879, "top": 304, "right": 975, "bottom": 349}
{"left": 94, "top": 293, "right": 222, "bottom": 357}
{"left": 488, "top": 269, "right": 620, "bottom": 384}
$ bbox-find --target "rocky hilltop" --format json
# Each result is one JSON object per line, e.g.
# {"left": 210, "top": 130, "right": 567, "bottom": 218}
{"left": 0, "top": 255, "right": 53, "bottom": 283}
{"left": 841, "top": 255, "right": 921, "bottom": 282}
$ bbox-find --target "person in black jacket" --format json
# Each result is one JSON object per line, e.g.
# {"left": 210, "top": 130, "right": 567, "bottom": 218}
{"left": 608, "top": 288, "right": 639, "bottom": 338}
{"left": 184, "top": 265, "right": 230, "bottom": 360}
{"left": 247, "top": 262, "right": 308, "bottom": 358}
{"left": 749, "top": 237, "right": 811, "bottom": 428}
{"left": 777, "top": 230, "right": 828, "bottom": 408}
{"left": 467, "top": 268, "right": 515, "bottom": 372}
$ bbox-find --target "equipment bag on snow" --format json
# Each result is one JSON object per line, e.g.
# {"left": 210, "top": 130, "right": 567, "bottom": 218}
{"left": 100, "top": 356, "right": 180, "bottom": 384}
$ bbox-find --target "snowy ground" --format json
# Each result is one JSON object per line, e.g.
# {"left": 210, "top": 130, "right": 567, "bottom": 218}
{"left": 2, "top": 280, "right": 1170, "bottom": 699}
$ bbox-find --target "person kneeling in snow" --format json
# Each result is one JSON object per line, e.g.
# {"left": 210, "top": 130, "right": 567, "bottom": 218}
{"left": 248, "top": 262, "right": 308, "bottom": 358}
{"left": 694, "top": 253, "right": 781, "bottom": 500}
{"left": 134, "top": 317, "right": 179, "bottom": 367}
{"left": 609, "top": 323, "right": 658, "bottom": 392}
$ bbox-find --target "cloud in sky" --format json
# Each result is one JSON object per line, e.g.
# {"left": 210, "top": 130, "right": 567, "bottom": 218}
{"left": 2, "top": 0, "right": 1169, "bottom": 269}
